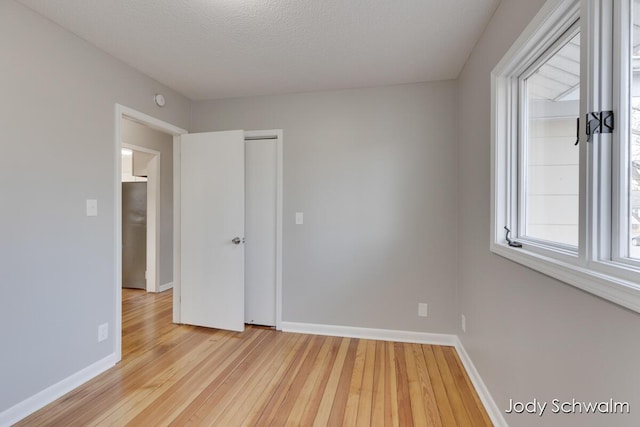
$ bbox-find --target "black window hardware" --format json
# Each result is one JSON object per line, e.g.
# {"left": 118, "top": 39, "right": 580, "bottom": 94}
{"left": 504, "top": 226, "right": 522, "bottom": 248}
{"left": 585, "top": 110, "right": 614, "bottom": 143}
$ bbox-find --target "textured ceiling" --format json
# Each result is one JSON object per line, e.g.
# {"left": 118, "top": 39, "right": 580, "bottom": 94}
{"left": 17, "top": 0, "right": 500, "bottom": 100}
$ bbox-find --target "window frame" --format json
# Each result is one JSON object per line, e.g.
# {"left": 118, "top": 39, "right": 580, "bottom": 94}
{"left": 491, "top": 0, "right": 640, "bottom": 314}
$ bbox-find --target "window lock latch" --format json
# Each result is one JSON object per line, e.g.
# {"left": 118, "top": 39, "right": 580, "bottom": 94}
{"left": 585, "top": 110, "right": 614, "bottom": 143}
{"left": 504, "top": 226, "right": 522, "bottom": 248}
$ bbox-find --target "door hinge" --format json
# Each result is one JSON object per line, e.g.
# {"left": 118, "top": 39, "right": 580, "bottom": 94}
{"left": 585, "top": 110, "right": 614, "bottom": 143}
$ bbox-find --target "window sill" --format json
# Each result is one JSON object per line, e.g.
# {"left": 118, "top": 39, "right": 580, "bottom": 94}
{"left": 490, "top": 242, "right": 640, "bottom": 314}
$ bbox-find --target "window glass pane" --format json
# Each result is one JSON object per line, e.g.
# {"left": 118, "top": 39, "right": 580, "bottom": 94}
{"left": 629, "top": 1, "right": 640, "bottom": 258}
{"left": 524, "top": 32, "right": 580, "bottom": 246}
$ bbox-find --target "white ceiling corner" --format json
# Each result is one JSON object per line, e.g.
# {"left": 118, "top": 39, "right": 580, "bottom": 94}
{"left": 16, "top": 0, "right": 500, "bottom": 101}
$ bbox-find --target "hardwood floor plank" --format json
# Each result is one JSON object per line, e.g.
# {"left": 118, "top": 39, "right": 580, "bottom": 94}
{"left": 231, "top": 334, "right": 307, "bottom": 427}
{"left": 393, "top": 342, "right": 414, "bottom": 427}
{"left": 283, "top": 336, "right": 334, "bottom": 424}
{"left": 422, "top": 345, "right": 457, "bottom": 427}
{"left": 247, "top": 334, "right": 316, "bottom": 426}
{"left": 384, "top": 342, "right": 400, "bottom": 427}
{"left": 165, "top": 329, "right": 272, "bottom": 426}
{"left": 21, "top": 326, "right": 204, "bottom": 426}
{"left": 450, "top": 347, "right": 493, "bottom": 426}
{"left": 325, "top": 338, "right": 359, "bottom": 427}
{"left": 91, "top": 331, "right": 233, "bottom": 426}
{"left": 342, "top": 339, "right": 367, "bottom": 425}
{"left": 433, "top": 345, "right": 474, "bottom": 427}
{"left": 186, "top": 330, "right": 294, "bottom": 426}
{"left": 297, "top": 337, "right": 343, "bottom": 426}
{"left": 264, "top": 335, "right": 326, "bottom": 426}
{"left": 412, "top": 344, "right": 443, "bottom": 426}
{"left": 356, "top": 339, "right": 376, "bottom": 426}
{"left": 239, "top": 334, "right": 312, "bottom": 426}
{"left": 125, "top": 329, "right": 267, "bottom": 427}
{"left": 16, "top": 290, "right": 492, "bottom": 427}
{"left": 311, "top": 338, "right": 351, "bottom": 427}
{"left": 403, "top": 343, "right": 430, "bottom": 426}
{"left": 371, "top": 340, "right": 386, "bottom": 425}
{"left": 443, "top": 346, "right": 493, "bottom": 426}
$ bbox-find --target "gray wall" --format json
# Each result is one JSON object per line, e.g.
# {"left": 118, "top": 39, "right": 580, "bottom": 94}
{"left": 192, "top": 82, "right": 459, "bottom": 334}
{"left": 457, "top": 1, "right": 640, "bottom": 426}
{"left": 0, "top": 0, "right": 190, "bottom": 414}
{"left": 122, "top": 119, "right": 174, "bottom": 287}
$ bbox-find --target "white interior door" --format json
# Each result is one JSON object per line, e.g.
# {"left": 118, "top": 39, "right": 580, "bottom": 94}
{"left": 180, "top": 130, "right": 245, "bottom": 332}
{"left": 245, "top": 139, "right": 277, "bottom": 326}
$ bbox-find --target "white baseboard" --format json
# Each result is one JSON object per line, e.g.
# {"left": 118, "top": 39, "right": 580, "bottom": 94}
{"left": 280, "top": 321, "right": 458, "bottom": 346}
{"left": 158, "top": 282, "right": 173, "bottom": 292}
{"left": 454, "top": 338, "right": 507, "bottom": 427}
{"left": 0, "top": 353, "right": 117, "bottom": 427}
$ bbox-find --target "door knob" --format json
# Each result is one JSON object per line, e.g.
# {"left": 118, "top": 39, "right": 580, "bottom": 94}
{"left": 232, "top": 237, "right": 243, "bottom": 245}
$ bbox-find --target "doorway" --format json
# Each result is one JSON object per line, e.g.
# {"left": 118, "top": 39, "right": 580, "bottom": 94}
{"left": 245, "top": 133, "right": 281, "bottom": 327}
{"left": 120, "top": 142, "right": 163, "bottom": 292}
{"left": 121, "top": 154, "right": 147, "bottom": 290}
{"left": 114, "top": 105, "right": 283, "bottom": 362}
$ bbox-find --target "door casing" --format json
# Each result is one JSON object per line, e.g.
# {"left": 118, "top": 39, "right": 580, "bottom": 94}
{"left": 115, "top": 104, "right": 187, "bottom": 362}
{"left": 114, "top": 104, "right": 283, "bottom": 362}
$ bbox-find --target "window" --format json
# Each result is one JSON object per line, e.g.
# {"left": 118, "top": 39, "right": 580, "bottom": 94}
{"left": 492, "top": 0, "right": 640, "bottom": 313}
{"left": 521, "top": 28, "right": 580, "bottom": 248}
{"left": 621, "top": 0, "right": 640, "bottom": 262}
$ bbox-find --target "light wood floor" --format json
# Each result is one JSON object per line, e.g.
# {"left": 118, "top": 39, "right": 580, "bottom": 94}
{"left": 17, "top": 289, "right": 491, "bottom": 426}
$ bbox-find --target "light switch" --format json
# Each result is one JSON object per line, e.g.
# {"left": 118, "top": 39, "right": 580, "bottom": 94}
{"left": 86, "top": 199, "right": 98, "bottom": 217}
{"left": 295, "top": 212, "right": 304, "bottom": 225}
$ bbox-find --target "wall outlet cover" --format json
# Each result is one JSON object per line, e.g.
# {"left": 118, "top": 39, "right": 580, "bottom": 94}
{"left": 418, "top": 303, "right": 428, "bottom": 317}
{"left": 86, "top": 199, "right": 98, "bottom": 217}
{"left": 98, "top": 323, "right": 109, "bottom": 342}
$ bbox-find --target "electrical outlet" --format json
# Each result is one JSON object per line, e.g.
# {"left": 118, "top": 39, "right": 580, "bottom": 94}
{"left": 86, "top": 199, "right": 98, "bottom": 217}
{"left": 418, "top": 303, "right": 428, "bottom": 317}
{"left": 461, "top": 314, "right": 466, "bottom": 333}
{"left": 98, "top": 323, "right": 109, "bottom": 342}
